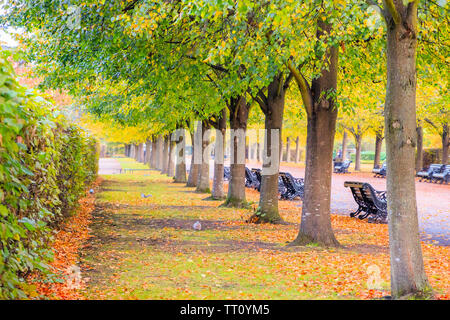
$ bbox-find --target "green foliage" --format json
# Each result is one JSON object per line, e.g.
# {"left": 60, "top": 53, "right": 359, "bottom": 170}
{"left": 350, "top": 151, "right": 386, "bottom": 162}
{"left": 0, "top": 53, "right": 99, "bottom": 299}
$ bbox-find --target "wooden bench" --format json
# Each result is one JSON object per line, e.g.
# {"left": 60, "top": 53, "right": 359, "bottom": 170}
{"left": 251, "top": 168, "right": 262, "bottom": 191}
{"left": 372, "top": 161, "right": 387, "bottom": 178}
{"left": 223, "top": 166, "right": 231, "bottom": 181}
{"left": 250, "top": 168, "right": 288, "bottom": 194}
{"left": 431, "top": 165, "right": 450, "bottom": 184}
{"left": 417, "top": 164, "right": 444, "bottom": 182}
{"left": 245, "top": 167, "right": 260, "bottom": 189}
{"left": 334, "top": 160, "right": 352, "bottom": 174}
{"left": 279, "top": 172, "right": 305, "bottom": 200}
{"left": 344, "top": 181, "right": 387, "bottom": 224}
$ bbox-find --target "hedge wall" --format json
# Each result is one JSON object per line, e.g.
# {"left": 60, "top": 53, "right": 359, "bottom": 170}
{"left": 0, "top": 54, "right": 99, "bottom": 298}
{"left": 350, "top": 151, "right": 386, "bottom": 162}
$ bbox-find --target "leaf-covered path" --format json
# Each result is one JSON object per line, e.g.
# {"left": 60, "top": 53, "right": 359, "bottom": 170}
{"left": 78, "top": 171, "right": 449, "bottom": 299}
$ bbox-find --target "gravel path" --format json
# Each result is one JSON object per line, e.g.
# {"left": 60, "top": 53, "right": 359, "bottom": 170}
{"left": 98, "top": 158, "right": 122, "bottom": 175}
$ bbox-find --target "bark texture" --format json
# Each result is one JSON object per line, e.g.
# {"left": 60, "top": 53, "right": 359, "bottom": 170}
{"left": 384, "top": 1, "right": 431, "bottom": 299}
{"left": 150, "top": 136, "right": 157, "bottom": 168}
{"left": 162, "top": 135, "right": 169, "bottom": 174}
{"left": 341, "top": 130, "right": 348, "bottom": 161}
{"left": 374, "top": 130, "right": 384, "bottom": 168}
{"left": 290, "top": 19, "right": 339, "bottom": 247}
{"left": 156, "top": 135, "right": 164, "bottom": 170}
{"left": 295, "top": 136, "right": 300, "bottom": 163}
{"left": 285, "top": 137, "right": 291, "bottom": 162}
{"left": 354, "top": 132, "right": 362, "bottom": 171}
{"left": 174, "top": 127, "right": 187, "bottom": 183}
{"left": 256, "top": 73, "right": 286, "bottom": 223}
{"left": 222, "top": 96, "right": 250, "bottom": 207}
{"left": 415, "top": 124, "right": 423, "bottom": 172}
{"left": 145, "top": 139, "right": 151, "bottom": 166}
{"left": 211, "top": 109, "right": 227, "bottom": 199}
{"left": 442, "top": 124, "right": 449, "bottom": 165}
{"left": 187, "top": 123, "right": 201, "bottom": 187}
{"left": 196, "top": 121, "right": 211, "bottom": 193}
{"left": 167, "top": 139, "right": 175, "bottom": 178}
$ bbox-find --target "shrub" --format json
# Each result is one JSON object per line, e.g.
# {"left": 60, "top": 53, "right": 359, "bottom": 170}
{"left": 0, "top": 54, "right": 98, "bottom": 299}
{"left": 350, "top": 151, "right": 386, "bottom": 162}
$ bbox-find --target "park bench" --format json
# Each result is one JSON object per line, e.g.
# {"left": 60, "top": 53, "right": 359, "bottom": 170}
{"left": 250, "top": 168, "right": 288, "bottom": 194}
{"left": 245, "top": 167, "right": 260, "bottom": 189}
{"left": 417, "top": 164, "right": 444, "bottom": 182}
{"left": 279, "top": 172, "right": 305, "bottom": 200}
{"left": 224, "top": 166, "right": 231, "bottom": 181}
{"left": 431, "top": 165, "right": 450, "bottom": 184}
{"left": 251, "top": 168, "right": 262, "bottom": 191}
{"left": 372, "top": 161, "right": 387, "bottom": 178}
{"left": 334, "top": 160, "right": 352, "bottom": 173}
{"left": 278, "top": 176, "right": 287, "bottom": 194}
{"left": 344, "top": 181, "right": 388, "bottom": 224}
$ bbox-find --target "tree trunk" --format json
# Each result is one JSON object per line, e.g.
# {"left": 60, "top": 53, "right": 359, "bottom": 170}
{"left": 415, "top": 124, "right": 423, "bottom": 172}
{"left": 257, "top": 73, "right": 285, "bottom": 224}
{"left": 167, "top": 139, "right": 175, "bottom": 177}
{"left": 256, "top": 142, "right": 261, "bottom": 162}
{"left": 341, "top": 130, "right": 348, "bottom": 161}
{"left": 212, "top": 109, "right": 227, "bottom": 199}
{"left": 295, "top": 136, "right": 300, "bottom": 163}
{"left": 162, "top": 135, "right": 169, "bottom": 174}
{"left": 139, "top": 143, "right": 145, "bottom": 163}
{"left": 155, "top": 135, "right": 164, "bottom": 170}
{"left": 279, "top": 139, "right": 283, "bottom": 163}
{"left": 150, "top": 136, "right": 157, "bottom": 168}
{"left": 354, "top": 133, "right": 362, "bottom": 171}
{"left": 442, "top": 124, "right": 449, "bottom": 165}
{"left": 222, "top": 96, "right": 250, "bottom": 207}
{"left": 145, "top": 139, "right": 151, "bottom": 166}
{"left": 285, "top": 137, "right": 291, "bottom": 162}
{"left": 133, "top": 144, "right": 138, "bottom": 160}
{"left": 374, "top": 131, "right": 383, "bottom": 168}
{"left": 196, "top": 120, "right": 211, "bottom": 193}
{"left": 174, "top": 127, "right": 187, "bottom": 183}
{"left": 186, "top": 123, "right": 201, "bottom": 187}
{"left": 384, "top": 2, "right": 431, "bottom": 299}
{"left": 291, "top": 19, "right": 339, "bottom": 247}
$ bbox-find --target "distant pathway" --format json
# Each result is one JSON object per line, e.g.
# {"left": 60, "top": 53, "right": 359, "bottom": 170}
{"left": 98, "top": 158, "right": 122, "bottom": 174}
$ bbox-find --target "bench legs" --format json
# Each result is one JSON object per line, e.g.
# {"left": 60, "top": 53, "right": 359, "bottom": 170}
{"left": 350, "top": 207, "right": 362, "bottom": 218}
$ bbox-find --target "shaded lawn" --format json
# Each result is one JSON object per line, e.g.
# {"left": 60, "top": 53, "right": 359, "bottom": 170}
{"left": 79, "top": 171, "right": 449, "bottom": 300}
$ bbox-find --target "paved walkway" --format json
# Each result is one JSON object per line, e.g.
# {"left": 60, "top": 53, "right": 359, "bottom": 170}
{"left": 98, "top": 158, "right": 122, "bottom": 174}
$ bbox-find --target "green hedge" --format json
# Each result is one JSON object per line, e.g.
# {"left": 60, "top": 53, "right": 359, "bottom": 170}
{"left": 0, "top": 54, "right": 99, "bottom": 299}
{"left": 350, "top": 151, "right": 386, "bottom": 162}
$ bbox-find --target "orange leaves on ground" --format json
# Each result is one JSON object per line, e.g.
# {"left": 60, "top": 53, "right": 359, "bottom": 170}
{"left": 27, "top": 178, "right": 102, "bottom": 299}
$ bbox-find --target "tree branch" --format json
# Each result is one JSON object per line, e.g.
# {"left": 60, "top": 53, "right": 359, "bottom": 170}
{"left": 184, "top": 55, "right": 228, "bottom": 73}
{"left": 286, "top": 60, "right": 313, "bottom": 117}
{"left": 383, "top": 0, "right": 402, "bottom": 25}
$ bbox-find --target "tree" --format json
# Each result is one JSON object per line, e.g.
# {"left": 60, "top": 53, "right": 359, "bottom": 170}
{"left": 369, "top": 0, "right": 433, "bottom": 299}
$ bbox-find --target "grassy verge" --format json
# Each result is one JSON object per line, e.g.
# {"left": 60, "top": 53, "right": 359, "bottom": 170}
{"left": 79, "top": 161, "right": 449, "bottom": 300}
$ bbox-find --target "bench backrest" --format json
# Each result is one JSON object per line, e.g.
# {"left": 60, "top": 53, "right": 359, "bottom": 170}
{"left": 280, "top": 172, "right": 302, "bottom": 191}
{"left": 342, "top": 160, "right": 352, "bottom": 168}
{"left": 429, "top": 164, "right": 444, "bottom": 172}
{"left": 344, "top": 181, "right": 384, "bottom": 211}
{"left": 251, "top": 168, "right": 262, "bottom": 181}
